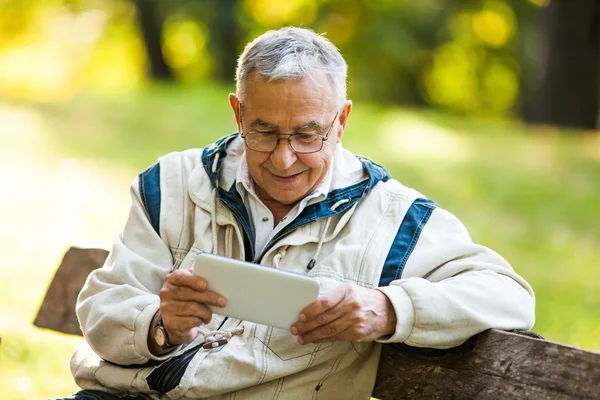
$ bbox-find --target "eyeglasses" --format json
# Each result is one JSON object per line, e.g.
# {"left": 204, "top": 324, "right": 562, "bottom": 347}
{"left": 238, "top": 104, "right": 339, "bottom": 154}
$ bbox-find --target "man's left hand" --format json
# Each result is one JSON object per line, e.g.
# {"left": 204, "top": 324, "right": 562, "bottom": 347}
{"left": 290, "top": 283, "right": 397, "bottom": 344}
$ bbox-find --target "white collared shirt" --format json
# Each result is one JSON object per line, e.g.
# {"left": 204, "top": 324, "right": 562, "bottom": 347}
{"left": 235, "top": 154, "right": 333, "bottom": 259}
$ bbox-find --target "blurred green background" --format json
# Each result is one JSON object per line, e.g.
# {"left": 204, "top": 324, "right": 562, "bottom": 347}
{"left": 0, "top": 0, "right": 599, "bottom": 399}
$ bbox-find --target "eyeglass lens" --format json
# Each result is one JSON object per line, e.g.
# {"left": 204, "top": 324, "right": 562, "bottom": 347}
{"left": 244, "top": 133, "right": 323, "bottom": 153}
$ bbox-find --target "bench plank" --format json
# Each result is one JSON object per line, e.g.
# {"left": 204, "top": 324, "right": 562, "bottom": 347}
{"left": 373, "top": 330, "right": 600, "bottom": 399}
{"left": 35, "top": 248, "right": 600, "bottom": 399}
{"left": 34, "top": 247, "right": 109, "bottom": 335}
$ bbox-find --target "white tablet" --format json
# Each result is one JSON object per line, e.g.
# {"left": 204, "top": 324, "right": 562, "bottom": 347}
{"left": 193, "top": 253, "right": 320, "bottom": 330}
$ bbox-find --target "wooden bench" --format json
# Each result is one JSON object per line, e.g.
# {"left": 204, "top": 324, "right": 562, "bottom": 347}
{"left": 35, "top": 247, "right": 600, "bottom": 399}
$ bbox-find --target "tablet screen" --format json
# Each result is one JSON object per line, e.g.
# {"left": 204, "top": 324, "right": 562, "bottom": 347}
{"left": 193, "top": 253, "right": 320, "bottom": 330}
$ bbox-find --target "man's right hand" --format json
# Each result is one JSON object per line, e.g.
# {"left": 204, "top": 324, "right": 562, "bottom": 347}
{"left": 149, "top": 267, "right": 227, "bottom": 355}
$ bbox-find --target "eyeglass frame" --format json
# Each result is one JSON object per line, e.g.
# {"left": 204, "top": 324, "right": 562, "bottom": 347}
{"left": 238, "top": 103, "right": 340, "bottom": 154}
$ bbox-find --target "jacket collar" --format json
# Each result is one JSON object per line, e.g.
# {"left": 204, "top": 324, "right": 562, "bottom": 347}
{"left": 200, "top": 132, "right": 390, "bottom": 259}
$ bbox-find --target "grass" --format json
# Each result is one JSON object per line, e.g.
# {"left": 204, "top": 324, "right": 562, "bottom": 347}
{"left": 1, "top": 83, "right": 599, "bottom": 399}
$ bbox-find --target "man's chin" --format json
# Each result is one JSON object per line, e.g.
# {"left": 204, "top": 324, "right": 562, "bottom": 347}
{"left": 266, "top": 189, "right": 306, "bottom": 206}
{"left": 271, "top": 195, "right": 304, "bottom": 206}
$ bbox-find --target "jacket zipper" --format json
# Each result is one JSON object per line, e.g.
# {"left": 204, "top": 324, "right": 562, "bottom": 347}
{"left": 254, "top": 220, "right": 318, "bottom": 263}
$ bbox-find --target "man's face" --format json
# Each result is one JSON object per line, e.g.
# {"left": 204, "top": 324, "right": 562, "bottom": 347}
{"left": 230, "top": 73, "right": 350, "bottom": 206}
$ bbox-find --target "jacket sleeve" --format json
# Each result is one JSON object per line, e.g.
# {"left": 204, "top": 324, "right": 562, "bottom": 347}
{"left": 76, "top": 173, "right": 177, "bottom": 365}
{"left": 376, "top": 207, "right": 535, "bottom": 349}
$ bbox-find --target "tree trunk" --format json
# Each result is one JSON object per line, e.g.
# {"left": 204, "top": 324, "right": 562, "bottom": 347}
{"left": 537, "top": 0, "right": 599, "bottom": 130}
{"left": 133, "top": 0, "right": 175, "bottom": 81}
{"left": 207, "top": 0, "right": 240, "bottom": 83}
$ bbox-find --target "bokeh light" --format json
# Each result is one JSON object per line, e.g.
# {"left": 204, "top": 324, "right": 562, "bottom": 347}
{"left": 243, "top": 0, "right": 318, "bottom": 26}
{"left": 472, "top": 1, "right": 516, "bottom": 48}
{"left": 162, "top": 18, "right": 211, "bottom": 83}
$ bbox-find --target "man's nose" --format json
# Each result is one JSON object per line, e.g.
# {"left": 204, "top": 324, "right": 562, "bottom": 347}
{"left": 270, "top": 138, "right": 298, "bottom": 170}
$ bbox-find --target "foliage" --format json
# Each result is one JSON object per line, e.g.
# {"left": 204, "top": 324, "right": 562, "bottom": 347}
{"left": 0, "top": 0, "right": 547, "bottom": 115}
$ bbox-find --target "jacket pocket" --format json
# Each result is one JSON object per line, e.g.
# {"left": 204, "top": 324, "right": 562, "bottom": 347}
{"left": 266, "top": 327, "right": 316, "bottom": 361}
{"left": 257, "top": 325, "right": 333, "bottom": 363}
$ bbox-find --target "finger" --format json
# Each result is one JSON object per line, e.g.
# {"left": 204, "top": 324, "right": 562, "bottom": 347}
{"left": 162, "top": 313, "right": 205, "bottom": 332}
{"left": 161, "top": 300, "right": 214, "bottom": 324}
{"left": 310, "top": 316, "right": 385, "bottom": 344}
{"left": 299, "top": 319, "right": 353, "bottom": 344}
{"left": 310, "top": 326, "right": 354, "bottom": 344}
{"left": 291, "top": 303, "right": 346, "bottom": 336}
{"left": 166, "top": 269, "right": 208, "bottom": 292}
{"left": 160, "top": 285, "right": 227, "bottom": 307}
{"left": 297, "top": 284, "right": 349, "bottom": 323}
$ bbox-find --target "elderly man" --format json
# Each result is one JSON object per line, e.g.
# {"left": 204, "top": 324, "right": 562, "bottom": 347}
{"left": 63, "top": 27, "right": 534, "bottom": 400}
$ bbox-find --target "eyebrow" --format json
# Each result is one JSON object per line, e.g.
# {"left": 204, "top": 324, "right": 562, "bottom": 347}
{"left": 295, "top": 121, "right": 325, "bottom": 133}
{"left": 249, "top": 119, "right": 325, "bottom": 133}
{"left": 250, "top": 119, "right": 278, "bottom": 130}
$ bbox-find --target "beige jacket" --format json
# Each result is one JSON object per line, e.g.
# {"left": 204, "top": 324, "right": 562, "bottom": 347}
{"left": 70, "top": 134, "right": 535, "bottom": 399}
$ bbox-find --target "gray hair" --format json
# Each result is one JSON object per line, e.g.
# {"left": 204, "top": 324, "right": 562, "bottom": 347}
{"left": 235, "top": 27, "right": 348, "bottom": 110}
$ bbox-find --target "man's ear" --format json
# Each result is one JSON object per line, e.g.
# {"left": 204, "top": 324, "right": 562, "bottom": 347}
{"left": 229, "top": 94, "right": 241, "bottom": 131}
{"left": 336, "top": 100, "right": 353, "bottom": 142}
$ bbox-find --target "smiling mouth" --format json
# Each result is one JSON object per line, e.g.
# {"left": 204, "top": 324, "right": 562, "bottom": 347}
{"left": 274, "top": 172, "right": 302, "bottom": 178}
{"left": 270, "top": 171, "right": 304, "bottom": 182}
